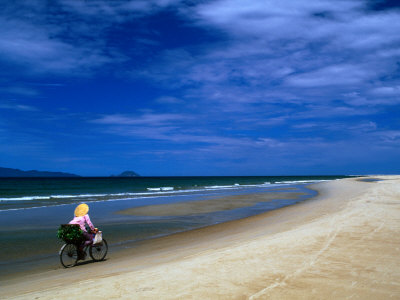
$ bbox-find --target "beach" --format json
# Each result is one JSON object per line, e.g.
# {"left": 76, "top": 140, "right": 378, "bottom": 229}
{"left": 2, "top": 175, "right": 400, "bottom": 299}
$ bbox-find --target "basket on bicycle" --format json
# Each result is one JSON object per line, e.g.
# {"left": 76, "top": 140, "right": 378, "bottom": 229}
{"left": 57, "top": 224, "right": 84, "bottom": 244}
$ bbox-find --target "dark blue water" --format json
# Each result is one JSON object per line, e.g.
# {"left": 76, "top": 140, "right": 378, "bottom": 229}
{"left": 0, "top": 176, "right": 347, "bottom": 210}
{"left": 0, "top": 176, "right": 349, "bottom": 278}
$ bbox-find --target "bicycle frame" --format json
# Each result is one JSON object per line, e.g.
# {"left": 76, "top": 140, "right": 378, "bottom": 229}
{"left": 59, "top": 238, "right": 108, "bottom": 268}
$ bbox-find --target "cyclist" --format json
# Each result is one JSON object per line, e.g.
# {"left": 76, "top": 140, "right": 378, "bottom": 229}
{"left": 69, "top": 203, "right": 98, "bottom": 260}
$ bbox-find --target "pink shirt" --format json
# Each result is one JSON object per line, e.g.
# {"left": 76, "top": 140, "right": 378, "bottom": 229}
{"left": 69, "top": 214, "right": 95, "bottom": 232}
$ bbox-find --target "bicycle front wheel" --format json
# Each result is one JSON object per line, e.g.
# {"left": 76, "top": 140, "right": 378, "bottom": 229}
{"left": 89, "top": 239, "right": 108, "bottom": 261}
{"left": 59, "top": 243, "right": 78, "bottom": 268}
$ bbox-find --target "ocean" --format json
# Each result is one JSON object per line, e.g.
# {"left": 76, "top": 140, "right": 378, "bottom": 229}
{"left": 0, "top": 176, "right": 346, "bottom": 210}
{"left": 0, "top": 175, "right": 348, "bottom": 277}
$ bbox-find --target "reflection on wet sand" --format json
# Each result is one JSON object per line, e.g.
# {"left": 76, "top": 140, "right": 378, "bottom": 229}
{"left": 117, "top": 191, "right": 306, "bottom": 216}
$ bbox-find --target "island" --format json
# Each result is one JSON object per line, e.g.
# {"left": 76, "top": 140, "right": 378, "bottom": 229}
{"left": 112, "top": 171, "right": 140, "bottom": 177}
{"left": 0, "top": 167, "right": 80, "bottom": 177}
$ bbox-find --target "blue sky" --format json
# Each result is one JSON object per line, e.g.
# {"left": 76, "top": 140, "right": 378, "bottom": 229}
{"left": 0, "top": 0, "right": 399, "bottom": 176}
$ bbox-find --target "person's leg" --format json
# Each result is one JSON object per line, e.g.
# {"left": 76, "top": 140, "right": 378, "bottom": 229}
{"left": 78, "top": 232, "right": 93, "bottom": 260}
{"left": 82, "top": 231, "right": 93, "bottom": 247}
{"left": 77, "top": 242, "right": 85, "bottom": 260}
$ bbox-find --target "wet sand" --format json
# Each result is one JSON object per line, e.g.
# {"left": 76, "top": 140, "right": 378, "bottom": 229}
{"left": 116, "top": 191, "right": 306, "bottom": 216}
{"left": 3, "top": 176, "right": 400, "bottom": 299}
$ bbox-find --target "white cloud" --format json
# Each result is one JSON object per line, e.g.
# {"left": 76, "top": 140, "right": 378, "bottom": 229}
{"left": 0, "top": 86, "right": 39, "bottom": 97}
{"left": 92, "top": 113, "right": 189, "bottom": 126}
{"left": 155, "top": 96, "right": 184, "bottom": 104}
{"left": 59, "top": 0, "right": 182, "bottom": 17}
{"left": 370, "top": 86, "right": 400, "bottom": 96}
{"left": 193, "top": 0, "right": 362, "bottom": 38}
{"left": 0, "top": 17, "right": 118, "bottom": 75}
{"left": 285, "top": 64, "right": 372, "bottom": 87}
{"left": 0, "top": 102, "right": 38, "bottom": 111}
{"left": 131, "top": 0, "right": 400, "bottom": 117}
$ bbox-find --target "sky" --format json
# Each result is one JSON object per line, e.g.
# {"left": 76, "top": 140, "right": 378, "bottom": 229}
{"left": 0, "top": 0, "right": 399, "bottom": 176}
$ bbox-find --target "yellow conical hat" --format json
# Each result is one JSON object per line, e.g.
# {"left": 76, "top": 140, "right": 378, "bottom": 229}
{"left": 74, "top": 203, "right": 89, "bottom": 217}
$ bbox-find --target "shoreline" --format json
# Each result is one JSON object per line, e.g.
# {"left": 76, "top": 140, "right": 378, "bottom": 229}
{"left": 0, "top": 184, "right": 315, "bottom": 279}
{"left": 0, "top": 185, "right": 314, "bottom": 278}
{"left": 3, "top": 176, "right": 400, "bottom": 299}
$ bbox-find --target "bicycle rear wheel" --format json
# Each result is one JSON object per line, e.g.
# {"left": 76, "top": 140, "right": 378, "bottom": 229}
{"left": 89, "top": 239, "right": 108, "bottom": 261}
{"left": 59, "top": 243, "right": 78, "bottom": 268}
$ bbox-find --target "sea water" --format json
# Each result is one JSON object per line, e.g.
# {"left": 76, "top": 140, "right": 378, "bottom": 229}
{"left": 0, "top": 176, "right": 347, "bottom": 210}
{"left": 0, "top": 176, "right": 348, "bottom": 277}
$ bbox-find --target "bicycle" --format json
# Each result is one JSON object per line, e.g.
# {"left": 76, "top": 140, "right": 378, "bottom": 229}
{"left": 59, "top": 228, "right": 108, "bottom": 268}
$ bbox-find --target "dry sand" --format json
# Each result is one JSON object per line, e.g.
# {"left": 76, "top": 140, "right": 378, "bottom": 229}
{"left": 3, "top": 176, "right": 400, "bottom": 299}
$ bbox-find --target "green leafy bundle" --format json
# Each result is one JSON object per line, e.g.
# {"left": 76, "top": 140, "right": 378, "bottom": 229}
{"left": 57, "top": 224, "right": 84, "bottom": 244}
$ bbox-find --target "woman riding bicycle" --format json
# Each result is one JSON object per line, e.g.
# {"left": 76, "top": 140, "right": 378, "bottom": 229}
{"left": 69, "top": 203, "right": 98, "bottom": 260}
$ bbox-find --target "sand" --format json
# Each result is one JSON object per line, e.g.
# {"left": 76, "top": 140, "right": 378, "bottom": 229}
{"left": 2, "top": 176, "right": 400, "bottom": 299}
{"left": 116, "top": 190, "right": 307, "bottom": 216}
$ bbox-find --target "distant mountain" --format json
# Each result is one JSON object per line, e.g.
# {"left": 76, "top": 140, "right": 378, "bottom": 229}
{"left": 112, "top": 171, "right": 140, "bottom": 177}
{"left": 0, "top": 167, "right": 80, "bottom": 177}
